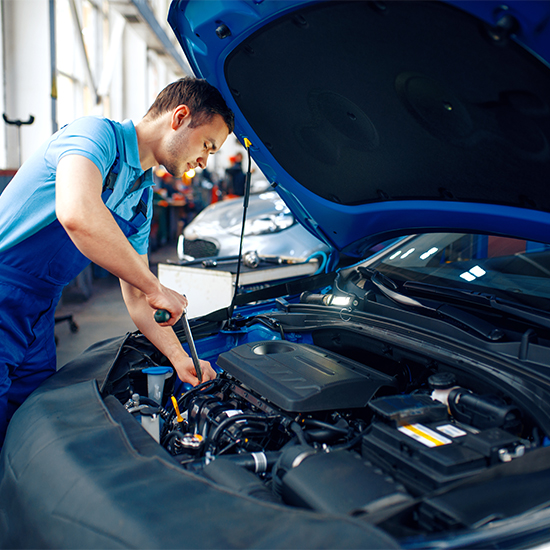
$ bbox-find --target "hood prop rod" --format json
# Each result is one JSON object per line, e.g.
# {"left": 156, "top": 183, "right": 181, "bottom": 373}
{"left": 227, "top": 138, "right": 253, "bottom": 327}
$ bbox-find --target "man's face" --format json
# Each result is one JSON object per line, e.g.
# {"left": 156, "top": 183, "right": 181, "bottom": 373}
{"left": 163, "top": 113, "right": 229, "bottom": 178}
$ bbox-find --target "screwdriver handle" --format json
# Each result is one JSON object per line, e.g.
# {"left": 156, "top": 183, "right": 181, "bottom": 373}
{"left": 154, "top": 309, "right": 171, "bottom": 323}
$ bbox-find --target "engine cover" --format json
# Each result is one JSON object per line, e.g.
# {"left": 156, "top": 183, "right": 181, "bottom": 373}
{"left": 216, "top": 341, "right": 396, "bottom": 412}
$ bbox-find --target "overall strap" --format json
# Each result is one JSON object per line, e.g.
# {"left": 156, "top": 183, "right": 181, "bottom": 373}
{"left": 129, "top": 187, "right": 150, "bottom": 227}
{"left": 102, "top": 119, "right": 125, "bottom": 195}
{"left": 101, "top": 119, "right": 151, "bottom": 228}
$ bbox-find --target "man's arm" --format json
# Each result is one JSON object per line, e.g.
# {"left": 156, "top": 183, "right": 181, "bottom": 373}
{"left": 120, "top": 259, "right": 217, "bottom": 386}
{"left": 56, "top": 153, "right": 185, "bottom": 325}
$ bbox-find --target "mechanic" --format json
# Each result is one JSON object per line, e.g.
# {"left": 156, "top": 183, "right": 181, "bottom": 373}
{"left": 0, "top": 77, "right": 234, "bottom": 448}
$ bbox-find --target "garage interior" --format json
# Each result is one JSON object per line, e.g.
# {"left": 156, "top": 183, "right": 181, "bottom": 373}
{"left": 0, "top": 0, "right": 201, "bottom": 366}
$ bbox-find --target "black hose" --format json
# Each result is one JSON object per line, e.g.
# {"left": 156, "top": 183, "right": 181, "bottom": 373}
{"left": 245, "top": 316, "right": 286, "bottom": 340}
{"left": 209, "top": 414, "right": 265, "bottom": 442}
{"left": 290, "top": 421, "right": 309, "bottom": 446}
{"left": 207, "top": 414, "right": 279, "bottom": 453}
{"left": 302, "top": 418, "right": 348, "bottom": 434}
{"left": 132, "top": 395, "right": 169, "bottom": 419}
{"left": 213, "top": 451, "right": 281, "bottom": 472}
{"left": 305, "top": 429, "right": 344, "bottom": 442}
{"left": 333, "top": 428, "right": 369, "bottom": 452}
{"left": 179, "top": 378, "right": 224, "bottom": 409}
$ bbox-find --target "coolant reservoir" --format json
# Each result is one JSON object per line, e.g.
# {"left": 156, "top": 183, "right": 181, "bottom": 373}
{"left": 143, "top": 366, "right": 173, "bottom": 403}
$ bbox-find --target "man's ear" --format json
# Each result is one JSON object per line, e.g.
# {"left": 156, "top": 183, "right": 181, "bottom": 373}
{"left": 172, "top": 105, "right": 191, "bottom": 130}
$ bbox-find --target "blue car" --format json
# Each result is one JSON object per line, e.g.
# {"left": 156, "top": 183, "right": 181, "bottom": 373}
{"left": 2, "top": 1, "right": 550, "bottom": 548}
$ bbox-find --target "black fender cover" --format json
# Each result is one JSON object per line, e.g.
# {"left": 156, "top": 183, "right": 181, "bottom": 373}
{"left": 0, "top": 334, "right": 400, "bottom": 549}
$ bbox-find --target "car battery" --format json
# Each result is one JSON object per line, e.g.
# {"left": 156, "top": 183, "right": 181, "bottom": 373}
{"left": 362, "top": 394, "right": 524, "bottom": 494}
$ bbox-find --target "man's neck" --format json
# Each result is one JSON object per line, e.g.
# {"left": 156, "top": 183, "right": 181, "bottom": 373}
{"left": 134, "top": 115, "right": 166, "bottom": 171}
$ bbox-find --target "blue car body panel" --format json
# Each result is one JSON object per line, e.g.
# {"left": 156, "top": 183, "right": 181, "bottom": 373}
{"left": 168, "top": 0, "right": 550, "bottom": 252}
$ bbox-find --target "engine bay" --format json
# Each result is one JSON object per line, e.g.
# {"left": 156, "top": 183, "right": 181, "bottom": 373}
{"left": 111, "top": 266, "right": 550, "bottom": 540}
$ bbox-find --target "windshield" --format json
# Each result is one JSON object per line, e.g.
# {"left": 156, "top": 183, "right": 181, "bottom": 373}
{"left": 367, "top": 233, "right": 550, "bottom": 310}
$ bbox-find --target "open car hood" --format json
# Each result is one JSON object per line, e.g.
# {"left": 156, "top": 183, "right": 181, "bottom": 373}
{"left": 168, "top": 0, "right": 550, "bottom": 256}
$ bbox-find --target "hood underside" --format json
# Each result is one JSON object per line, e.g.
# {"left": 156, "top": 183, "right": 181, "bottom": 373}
{"left": 169, "top": 0, "right": 550, "bottom": 254}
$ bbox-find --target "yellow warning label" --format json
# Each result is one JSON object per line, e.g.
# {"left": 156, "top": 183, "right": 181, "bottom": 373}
{"left": 398, "top": 423, "right": 452, "bottom": 447}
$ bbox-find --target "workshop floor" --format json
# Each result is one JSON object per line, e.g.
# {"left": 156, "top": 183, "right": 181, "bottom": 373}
{"left": 54, "top": 245, "right": 179, "bottom": 369}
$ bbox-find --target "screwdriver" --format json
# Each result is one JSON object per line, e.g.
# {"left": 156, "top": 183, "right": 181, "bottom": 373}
{"left": 154, "top": 308, "right": 203, "bottom": 383}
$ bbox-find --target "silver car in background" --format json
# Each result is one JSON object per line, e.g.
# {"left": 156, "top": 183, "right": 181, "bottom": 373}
{"left": 178, "top": 190, "right": 330, "bottom": 262}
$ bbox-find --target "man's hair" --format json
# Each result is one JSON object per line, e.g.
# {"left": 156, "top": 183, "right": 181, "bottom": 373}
{"left": 146, "top": 77, "right": 235, "bottom": 133}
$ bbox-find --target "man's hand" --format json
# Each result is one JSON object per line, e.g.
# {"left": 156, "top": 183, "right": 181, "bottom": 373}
{"left": 145, "top": 284, "right": 188, "bottom": 327}
{"left": 175, "top": 356, "right": 217, "bottom": 386}
{"left": 121, "top": 273, "right": 217, "bottom": 387}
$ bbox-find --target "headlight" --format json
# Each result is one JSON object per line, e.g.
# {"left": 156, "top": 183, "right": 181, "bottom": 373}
{"left": 228, "top": 212, "right": 295, "bottom": 236}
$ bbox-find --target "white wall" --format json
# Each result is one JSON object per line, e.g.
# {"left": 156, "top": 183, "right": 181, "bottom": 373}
{"left": 123, "top": 24, "right": 148, "bottom": 121}
{"left": 0, "top": 0, "right": 185, "bottom": 169}
{"left": 2, "top": 0, "right": 52, "bottom": 168}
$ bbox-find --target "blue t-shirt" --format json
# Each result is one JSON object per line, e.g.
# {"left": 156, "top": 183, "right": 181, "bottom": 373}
{"left": 0, "top": 116, "right": 153, "bottom": 255}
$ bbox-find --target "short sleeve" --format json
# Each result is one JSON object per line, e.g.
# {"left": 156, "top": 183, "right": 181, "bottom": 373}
{"left": 44, "top": 117, "right": 116, "bottom": 178}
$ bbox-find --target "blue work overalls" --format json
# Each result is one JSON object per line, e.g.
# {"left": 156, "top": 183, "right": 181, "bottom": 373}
{"left": 0, "top": 123, "right": 149, "bottom": 448}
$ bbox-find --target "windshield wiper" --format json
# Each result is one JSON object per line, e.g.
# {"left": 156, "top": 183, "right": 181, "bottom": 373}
{"left": 403, "top": 280, "right": 550, "bottom": 331}
{"left": 368, "top": 270, "right": 505, "bottom": 341}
